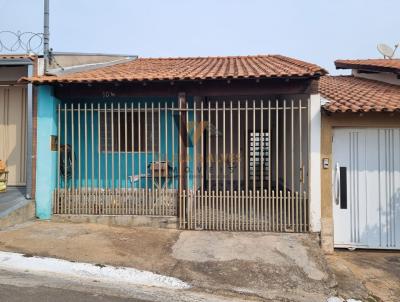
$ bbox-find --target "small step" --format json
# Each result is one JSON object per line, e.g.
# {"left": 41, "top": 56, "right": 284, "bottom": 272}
{"left": 0, "top": 200, "right": 35, "bottom": 230}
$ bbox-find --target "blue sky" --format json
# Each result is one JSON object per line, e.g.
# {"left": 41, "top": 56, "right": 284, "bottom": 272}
{"left": 0, "top": 0, "right": 399, "bottom": 74}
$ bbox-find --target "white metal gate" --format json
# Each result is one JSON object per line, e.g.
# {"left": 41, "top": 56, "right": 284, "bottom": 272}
{"left": 333, "top": 128, "right": 400, "bottom": 249}
{"left": 179, "top": 98, "right": 310, "bottom": 232}
{"left": 53, "top": 97, "right": 310, "bottom": 232}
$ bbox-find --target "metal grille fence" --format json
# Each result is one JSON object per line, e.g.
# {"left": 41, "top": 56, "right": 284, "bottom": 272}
{"left": 53, "top": 97, "right": 309, "bottom": 232}
{"left": 54, "top": 101, "right": 179, "bottom": 216}
{"left": 180, "top": 190, "right": 308, "bottom": 232}
{"left": 53, "top": 189, "right": 177, "bottom": 215}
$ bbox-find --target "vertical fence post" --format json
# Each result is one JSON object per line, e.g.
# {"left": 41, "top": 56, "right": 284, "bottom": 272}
{"left": 131, "top": 102, "right": 135, "bottom": 214}
{"left": 97, "top": 103, "right": 101, "bottom": 214}
{"left": 84, "top": 103, "right": 88, "bottom": 214}
{"left": 171, "top": 101, "right": 175, "bottom": 216}
{"left": 104, "top": 103, "right": 108, "bottom": 214}
{"left": 124, "top": 103, "right": 128, "bottom": 214}
{"left": 193, "top": 99, "right": 197, "bottom": 227}
{"left": 164, "top": 102, "right": 168, "bottom": 216}
{"left": 178, "top": 93, "right": 187, "bottom": 228}
{"left": 64, "top": 103, "right": 68, "bottom": 212}
{"left": 91, "top": 103, "right": 95, "bottom": 213}
{"left": 200, "top": 100, "right": 205, "bottom": 229}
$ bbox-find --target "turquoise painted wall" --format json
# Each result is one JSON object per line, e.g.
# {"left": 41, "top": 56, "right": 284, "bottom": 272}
{"left": 36, "top": 85, "right": 59, "bottom": 219}
{"left": 35, "top": 91, "right": 205, "bottom": 218}
{"left": 59, "top": 97, "right": 200, "bottom": 191}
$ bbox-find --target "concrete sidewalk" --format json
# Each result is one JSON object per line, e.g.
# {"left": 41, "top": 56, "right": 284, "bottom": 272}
{"left": 326, "top": 250, "right": 400, "bottom": 302}
{"left": 0, "top": 221, "right": 336, "bottom": 301}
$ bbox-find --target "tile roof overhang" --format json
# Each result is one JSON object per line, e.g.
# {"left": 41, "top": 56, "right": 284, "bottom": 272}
{"left": 335, "top": 59, "right": 400, "bottom": 74}
{"left": 0, "top": 54, "right": 35, "bottom": 60}
{"left": 22, "top": 55, "right": 326, "bottom": 84}
{"left": 319, "top": 75, "right": 400, "bottom": 113}
{"left": 0, "top": 54, "right": 36, "bottom": 66}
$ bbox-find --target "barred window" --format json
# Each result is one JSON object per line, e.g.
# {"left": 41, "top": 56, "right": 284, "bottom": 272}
{"left": 100, "top": 111, "right": 159, "bottom": 152}
{"left": 249, "top": 131, "right": 269, "bottom": 184}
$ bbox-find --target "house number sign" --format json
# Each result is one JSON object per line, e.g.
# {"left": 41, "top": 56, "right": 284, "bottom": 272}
{"left": 102, "top": 91, "right": 116, "bottom": 98}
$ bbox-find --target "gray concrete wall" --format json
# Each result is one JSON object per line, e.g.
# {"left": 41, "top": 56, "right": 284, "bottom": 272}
{"left": 52, "top": 214, "right": 178, "bottom": 229}
{"left": 0, "top": 200, "right": 35, "bottom": 230}
{"left": 0, "top": 66, "right": 28, "bottom": 82}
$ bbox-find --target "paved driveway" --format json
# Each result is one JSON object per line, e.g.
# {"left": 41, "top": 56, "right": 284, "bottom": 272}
{"left": 0, "top": 221, "right": 336, "bottom": 301}
{"left": 326, "top": 250, "right": 400, "bottom": 302}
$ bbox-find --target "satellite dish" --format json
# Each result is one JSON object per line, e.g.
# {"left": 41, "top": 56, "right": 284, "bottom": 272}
{"left": 377, "top": 43, "right": 397, "bottom": 59}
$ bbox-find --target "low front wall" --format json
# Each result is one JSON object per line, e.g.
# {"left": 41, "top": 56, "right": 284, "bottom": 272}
{"left": 320, "top": 111, "right": 400, "bottom": 253}
{"left": 52, "top": 214, "right": 178, "bottom": 229}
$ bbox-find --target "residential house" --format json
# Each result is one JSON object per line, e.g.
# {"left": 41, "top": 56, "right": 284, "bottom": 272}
{"left": 25, "top": 55, "right": 324, "bottom": 233}
{"left": 319, "top": 59, "right": 400, "bottom": 251}
{"left": 0, "top": 52, "right": 135, "bottom": 226}
{"left": 0, "top": 54, "right": 36, "bottom": 222}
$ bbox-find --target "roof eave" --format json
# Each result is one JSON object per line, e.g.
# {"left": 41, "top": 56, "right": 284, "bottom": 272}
{"left": 27, "top": 73, "right": 323, "bottom": 85}
{"left": 0, "top": 58, "right": 33, "bottom": 66}
{"left": 335, "top": 61, "right": 400, "bottom": 74}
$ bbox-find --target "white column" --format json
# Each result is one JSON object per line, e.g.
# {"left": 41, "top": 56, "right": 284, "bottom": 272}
{"left": 309, "top": 93, "right": 321, "bottom": 232}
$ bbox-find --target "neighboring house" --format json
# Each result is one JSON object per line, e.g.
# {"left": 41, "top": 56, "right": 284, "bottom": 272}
{"left": 0, "top": 54, "right": 36, "bottom": 200}
{"left": 0, "top": 52, "right": 135, "bottom": 225}
{"left": 319, "top": 59, "right": 400, "bottom": 252}
{"left": 24, "top": 55, "right": 325, "bottom": 234}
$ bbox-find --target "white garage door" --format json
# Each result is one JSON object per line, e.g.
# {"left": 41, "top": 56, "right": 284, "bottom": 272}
{"left": 333, "top": 128, "right": 400, "bottom": 249}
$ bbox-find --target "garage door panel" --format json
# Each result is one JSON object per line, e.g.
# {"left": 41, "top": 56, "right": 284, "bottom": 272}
{"left": 377, "top": 129, "right": 400, "bottom": 248}
{"left": 333, "top": 128, "right": 400, "bottom": 249}
{"left": 395, "top": 189, "right": 400, "bottom": 248}
{"left": 389, "top": 129, "right": 400, "bottom": 248}
{"left": 365, "top": 129, "right": 381, "bottom": 247}
{"left": 348, "top": 130, "right": 367, "bottom": 245}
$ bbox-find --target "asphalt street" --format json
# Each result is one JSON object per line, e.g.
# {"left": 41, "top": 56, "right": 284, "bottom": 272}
{"left": 0, "top": 269, "right": 237, "bottom": 302}
{"left": 0, "top": 269, "right": 148, "bottom": 302}
{"left": 0, "top": 283, "right": 147, "bottom": 302}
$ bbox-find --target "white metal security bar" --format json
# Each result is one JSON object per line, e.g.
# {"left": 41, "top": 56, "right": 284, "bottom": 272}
{"left": 53, "top": 98, "right": 309, "bottom": 232}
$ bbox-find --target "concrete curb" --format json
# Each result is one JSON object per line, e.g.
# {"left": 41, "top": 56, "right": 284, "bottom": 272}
{"left": 0, "top": 251, "right": 190, "bottom": 289}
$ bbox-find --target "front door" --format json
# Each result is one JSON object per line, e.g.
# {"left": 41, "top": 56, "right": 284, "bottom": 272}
{"left": 333, "top": 128, "right": 400, "bottom": 249}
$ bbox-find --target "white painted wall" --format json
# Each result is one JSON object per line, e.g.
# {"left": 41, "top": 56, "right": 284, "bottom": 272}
{"left": 308, "top": 93, "right": 321, "bottom": 232}
{"left": 37, "top": 58, "right": 45, "bottom": 76}
{"left": 352, "top": 69, "right": 400, "bottom": 85}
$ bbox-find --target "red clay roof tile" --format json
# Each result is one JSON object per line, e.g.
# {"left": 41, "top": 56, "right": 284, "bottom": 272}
{"left": 335, "top": 59, "right": 400, "bottom": 73}
{"left": 319, "top": 76, "right": 400, "bottom": 112}
{"left": 24, "top": 55, "right": 326, "bottom": 84}
{"left": 0, "top": 54, "right": 35, "bottom": 60}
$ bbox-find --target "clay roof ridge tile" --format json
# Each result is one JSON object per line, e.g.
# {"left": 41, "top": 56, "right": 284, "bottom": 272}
{"left": 275, "top": 54, "right": 326, "bottom": 75}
